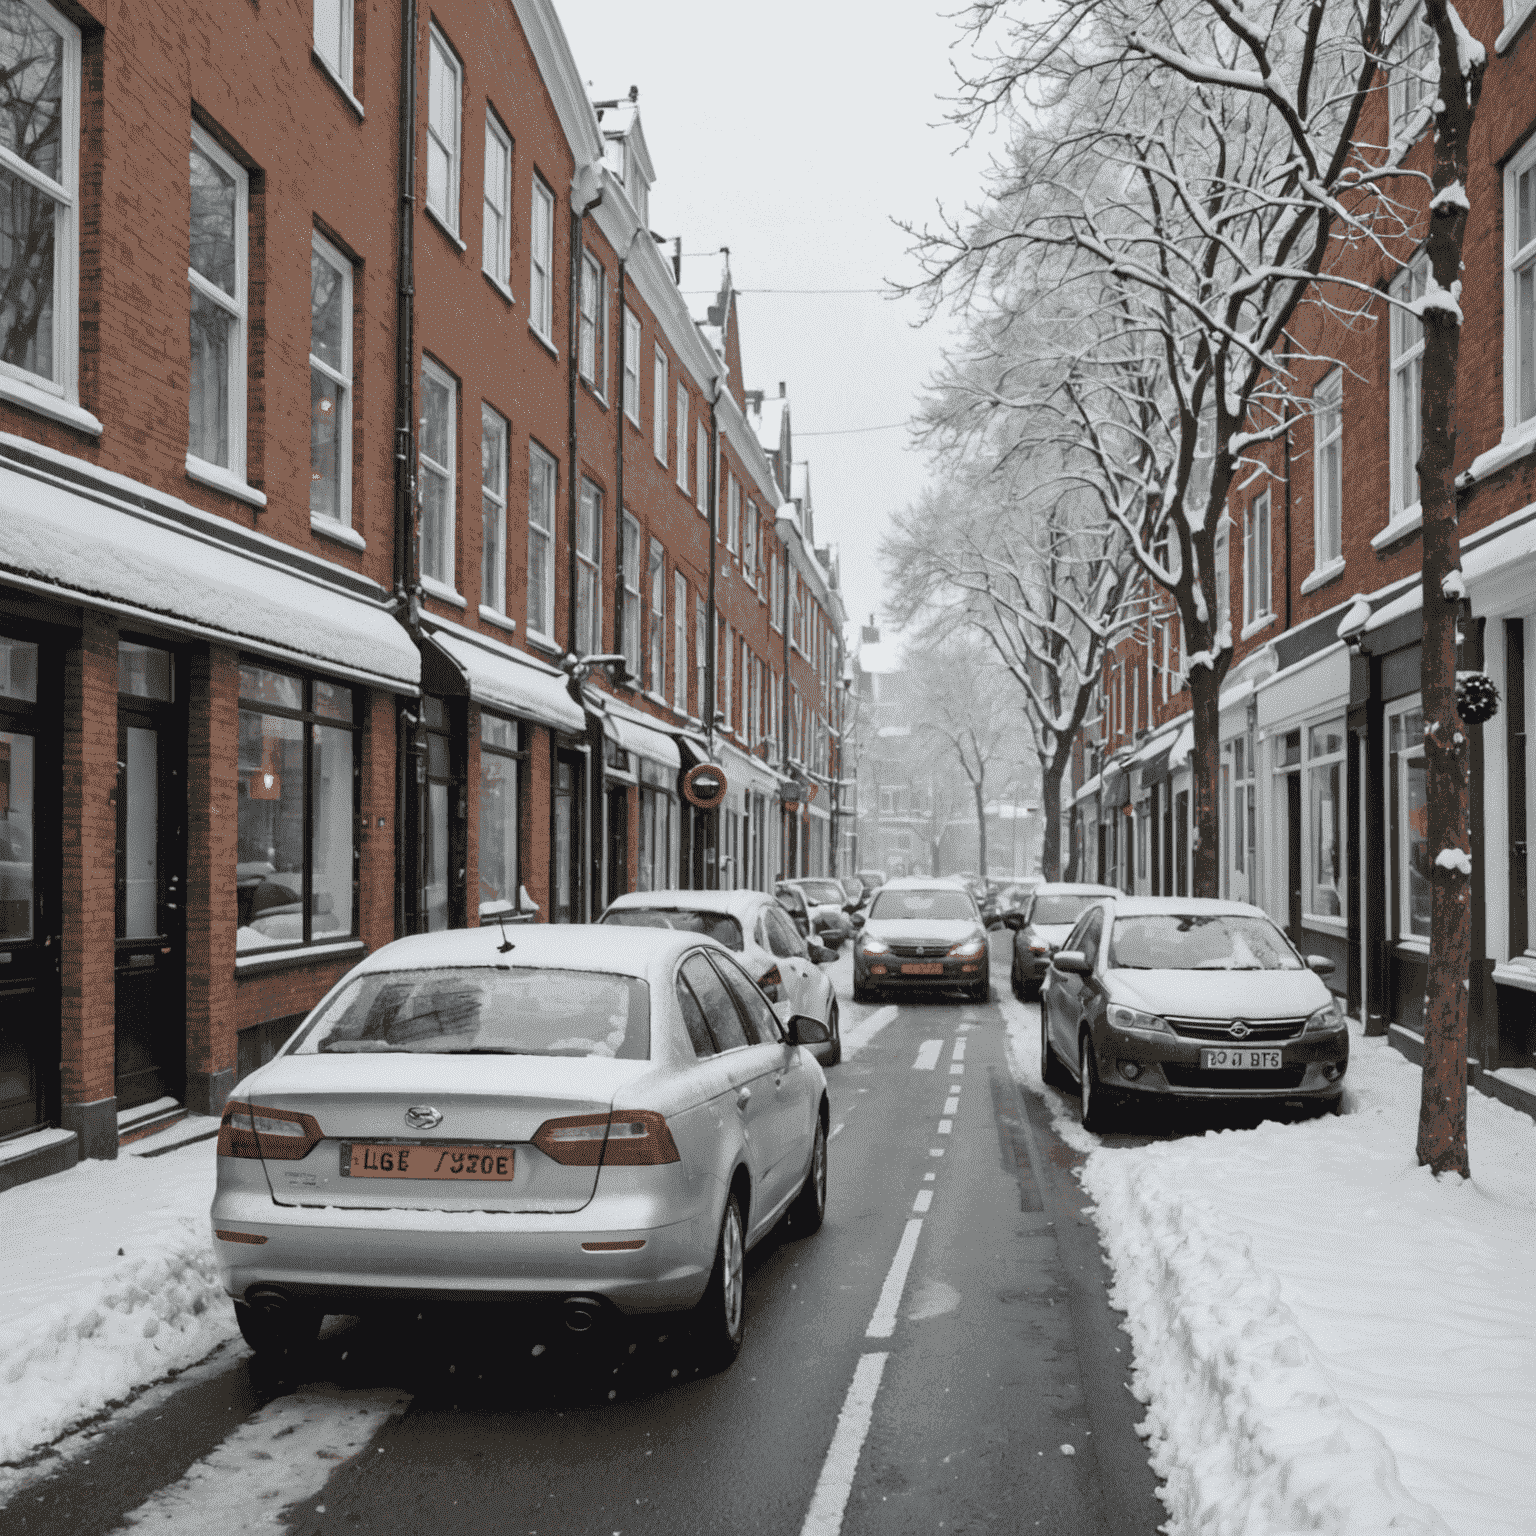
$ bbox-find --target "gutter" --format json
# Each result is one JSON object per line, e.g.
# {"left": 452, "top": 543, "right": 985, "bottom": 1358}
{"left": 565, "top": 165, "right": 604, "bottom": 657}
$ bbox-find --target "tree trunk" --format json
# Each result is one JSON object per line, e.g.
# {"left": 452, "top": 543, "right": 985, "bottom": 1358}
{"left": 1416, "top": 0, "right": 1483, "bottom": 1178}
{"left": 1040, "top": 756, "right": 1063, "bottom": 880}
{"left": 1064, "top": 805, "right": 1081, "bottom": 882}
{"left": 973, "top": 778, "right": 988, "bottom": 877}
{"left": 1188, "top": 662, "right": 1223, "bottom": 899}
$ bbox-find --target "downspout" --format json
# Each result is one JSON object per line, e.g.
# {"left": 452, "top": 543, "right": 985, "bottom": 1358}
{"left": 612, "top": 226, "right": 643, "bottom": 678}
{"left": 705, "top": 380, "right": 721, "bottom": 888}
{"left": 1282, "top": 421, "right": 1293, "bottom": 631}
{"left": 781, "top": 521, "right": 792, "bottom": 877}
{"left": 566, "top": 170, "right": 604, "bottom": 657}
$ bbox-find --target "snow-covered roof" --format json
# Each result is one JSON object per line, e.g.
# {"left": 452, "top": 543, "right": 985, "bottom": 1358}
{"left": 856, "top": 639, "right": 902, "bottom": 675}
{"left": 604, "top": 887, "right": 777, "bottom": 922}
{"left": 750, "top": 395, "right": 787, "bottom": 453}
{"left": 791, "top": 462, "right": 810, "bottom": 501}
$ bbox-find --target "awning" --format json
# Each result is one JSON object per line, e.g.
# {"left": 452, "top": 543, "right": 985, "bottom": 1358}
{"left": 675, "top": 731, "right": 716, "bottom": 770}
{"left": 0, "top": 458, "right": 419, "bottom": 690}
{"left": 1072, "top": 772, "right": 1102, "bottom": 806}
{"left": 425, "top": 629, "right": 585, "bottom": 732}
{"left": 1138, "top": 745, "right": 1173, "bottom": 787}
{"left": 1167, "top": 722, "right": 1196, "bottom": 771}
{"left": 1101, "top": 763, "right": 1131, "bottom": 808}
{"left": 609, "top": 710, "right": 681, "bottom": 770}
{"left": 719, "top": 739, "right": 784, "bottom": 797}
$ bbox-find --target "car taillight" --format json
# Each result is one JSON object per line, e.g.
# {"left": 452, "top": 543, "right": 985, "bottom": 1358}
{"left": 217, "top": 1101, "right": 324, "bottom": 1161}
{"left": 758, "top": 964, "right": 783, "bottom": 1000}
{"left": 1029, "top": 942, "right": 1049, "bottom": 954}
{"left": 532, "top": 1110, "right": 681, "bottom": 1168}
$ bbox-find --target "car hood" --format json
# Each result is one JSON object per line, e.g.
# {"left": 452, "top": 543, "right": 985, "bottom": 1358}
{"left": 1028, "top": 924, "right": 1075, "bottom": 948}
{"left": 1104, "top": 968, "right": 1331, "bottom": 1020}
{"left": 866, "top": 919, "right": 980, "bottom": 944}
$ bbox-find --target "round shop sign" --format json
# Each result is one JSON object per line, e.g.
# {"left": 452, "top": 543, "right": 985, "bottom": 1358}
{"left": 683, "top": 763, "right": 729, "bottom": 809}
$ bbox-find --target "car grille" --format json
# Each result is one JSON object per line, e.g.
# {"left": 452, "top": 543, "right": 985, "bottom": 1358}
{"left": 1164, "top": 1016, "right": 1306, "bottom": 1042}
{"left": 1163, "top": 1064, "right": 1307, "bottom": 1090}
{"left": 888, "top": 942, "right": 952, "bottom": 958}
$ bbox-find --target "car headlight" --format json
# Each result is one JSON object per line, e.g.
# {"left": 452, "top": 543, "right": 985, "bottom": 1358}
{"left": 1304, "top": 1000, "right": 1344, "bottom": 1035}
{"left": 861, "top": 936, "right": 891, "bottom": 956}
{"left": 1106, "top": 1004, "right": 1171, "bottom": 1035}
{"left": 949, "top": 935, "right": 987, "bottom": 958}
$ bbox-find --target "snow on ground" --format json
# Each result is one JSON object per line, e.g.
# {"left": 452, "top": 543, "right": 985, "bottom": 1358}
{"left": 1000, "top": 992, "right": 1536, "bottom": 1536}
{"left": 0, "top": 1120, "right": 237, "bottom": 1471}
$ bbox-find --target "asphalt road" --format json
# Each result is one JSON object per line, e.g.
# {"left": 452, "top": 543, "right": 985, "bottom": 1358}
{"left": 8, "top": 937, "right": 1162, "bottom": 1536}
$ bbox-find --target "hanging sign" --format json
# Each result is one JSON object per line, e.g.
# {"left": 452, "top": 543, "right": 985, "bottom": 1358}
{"left": 683, "top": 763, "right": 729, "bottom": 809}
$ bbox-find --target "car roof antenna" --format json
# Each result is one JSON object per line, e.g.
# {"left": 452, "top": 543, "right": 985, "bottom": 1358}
{"left": 495, "top": 910, "right": 516, "bottom": 954}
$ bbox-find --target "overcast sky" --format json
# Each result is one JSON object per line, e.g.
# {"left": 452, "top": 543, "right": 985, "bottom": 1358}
{"left": 558, "top": 0, "right": 1002, "bottom": 644}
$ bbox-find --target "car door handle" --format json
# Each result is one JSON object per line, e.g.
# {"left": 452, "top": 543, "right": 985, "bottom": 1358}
{"left": 736, "top": 1088, "right": 752, "bottom": 1107}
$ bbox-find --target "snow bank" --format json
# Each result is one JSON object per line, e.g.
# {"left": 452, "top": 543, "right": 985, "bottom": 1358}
{"left": 0, "top": 1123, "right": 237, "bottom": 1468}
{"left": 999, "top": 993, "right": 1536, "bottom": 1535}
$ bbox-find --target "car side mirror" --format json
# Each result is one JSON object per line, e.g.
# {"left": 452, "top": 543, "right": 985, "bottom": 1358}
{"left": 1306, "top": 954, "right": 1336, "bottom": 976}
{"left": 850, "top": 912, "right": 866, "bottom": 929}
{"left": 1002, "top": 913, "right": 1024, "bottom": 931}
{"left": 985, "top": 916, "right": 1004, "bottom": 931}
{"left": 1053, "top": 950, "right": 1091, "bottom": 976}
{"left": 786, "top": 1014, "right": 831, "bottom": 1046}
{"left": 807, "top": 941, "right": 834, "bottom": 964}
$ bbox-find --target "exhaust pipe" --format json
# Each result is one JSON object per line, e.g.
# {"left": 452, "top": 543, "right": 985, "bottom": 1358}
{"left": 562, "top": 1296, "right": 602, "bottom": 1334}
{"left": 245, "top": 1286, "right": 292, "bottom": 1315}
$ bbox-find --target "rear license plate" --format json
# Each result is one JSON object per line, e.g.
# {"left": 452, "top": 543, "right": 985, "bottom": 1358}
{"left": 1200, "top": 1048, "right": 1283, "bottom": 1071}
{"left": 341, "top": 1144, "right": 514, "bottom": 1180}
{"left": 900, "top": 963, "right": 944, "bottom": 975}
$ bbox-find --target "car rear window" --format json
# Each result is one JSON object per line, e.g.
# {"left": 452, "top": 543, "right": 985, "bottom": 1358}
{"left": 1030, "top": 895, "right": 1106, "bottom": 926}
{"left": 1108, "top": 915, "right": 1303, "bottom": 972}
{"left": 601, "top": 908, "right": 744, "bottom": 952}
{"left": 868, "top": 889, "right": 975, "bottom": 922}
{"left": 290, "top": 968, "right": 651, "bottom": 1058}
{"left": 799, "top": 881, "right": 846, "bottom": 905}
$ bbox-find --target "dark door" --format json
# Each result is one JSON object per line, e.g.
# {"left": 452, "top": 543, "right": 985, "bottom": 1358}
{"left": 114, "top": 643, "right": 187, "bottom": 1111}
{"left": 1175, "top": 791, "right": 1190, "bottom": 896}
{"left": 1287, "top": 771, "right": 1304, "bottom": 940}
{"left": 553, "top": 749, "right": 585, "bottom": 923}
{"left": 605, "top": 785, "right": 628, "bottom": 905}
{"left": 0, "top": 633, "right": 57, "bottom": 1140}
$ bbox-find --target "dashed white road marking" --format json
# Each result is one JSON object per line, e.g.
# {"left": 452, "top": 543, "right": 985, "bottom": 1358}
{"left": 923, "top": 1171, "right": 936, "bottom": 1182}
{"left": 928, "top": 1147, "right": 945, "bottom": 1157}
{"left": 798, "top": 1352, "right": 889, "bottom": 1536}
{"left": 913, "top": 1040, "right": 944, "bottom": 1071}
{"left": 830, "top": 1122, "right": 844, "bottom": 1139}
{"left": 943, "top": 1095, "right": 960, "bottom": 1115}
{"left": 912, "top": 1188, "right": 933, "bottom": 1213}
{"left": 866, "top": 1218, "right": 924, "bottom": 1339}
{"left": 949, "top": 1063, "right": 965, "bottom": 1076}
{"left": 951, "top": 1038, "right": 968, "bottom": 1061}
{"left": 937, "top": 1119, "right": 953, "bottom": 1135}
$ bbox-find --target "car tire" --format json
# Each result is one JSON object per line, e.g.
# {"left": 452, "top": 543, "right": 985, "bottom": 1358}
{"left": 692, "top": 1192, "right": 746, "bottom": 1373}
{"left": 852, "top": 978, "right": 871, "bottom": 1004}
{"left": 823, "top": 1001, "right": 842, "bottom": 1066}
{"left": 1040, "top": 1010, "right": 1071, "bottom": 1090}
{"left": 787, "top": 1116, "right": 827, "bottom": 1236}
{"left": 1010, "top": 958, "right": 1024, "bottom": 1000}
{"left": 234, "top": 1298, "right": 322, "bottom": 1361}
{"left": 1079, "top": 1033, "right": 1116, "bottom": 1134}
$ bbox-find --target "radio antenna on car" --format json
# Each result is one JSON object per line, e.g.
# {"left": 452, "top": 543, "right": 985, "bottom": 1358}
{"left": 495, "top": 910, "right": 516, "bottom": 954}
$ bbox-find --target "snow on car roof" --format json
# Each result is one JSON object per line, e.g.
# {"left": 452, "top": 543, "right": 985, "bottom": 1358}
{"left": 1031, "top": 882, "right": 1121, "bottom": 896}
{"left": 1100, "top": 896, "right": 1272, "bottom": 919}
{"left": 879, "top": 875, "right": 970, "bottom": 891}
{"left": 602, "top": 888, "right": 772, "bottom": 921}
{"left": 350, "top": 923, "right": 717, "bottom": 981}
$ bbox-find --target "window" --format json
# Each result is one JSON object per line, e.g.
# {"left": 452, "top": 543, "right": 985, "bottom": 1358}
{"left": 637, "top": 784, "right": 675, "bottom": 894}
{"left": 618, "top": 513, "right": 642, "bottom": 679}
{"left": 757, "top": 527, "right": 769, "bottom": 600}
{"left": 727, "top": 473, "right": 740, "bottom": 554}
{"left": 576, "top": 479, "right": 603, "bottom": 656}
{"left": 622, "top": 308, "right": 640, "bottom": 422}
{"left": 648, "top": 538, "right": 665, "bottom": 695}
{"left": 695, "top": 597, "right": 706, "bottom": 720}
{"left": 480, "top": 405, "right": 507, "bottom": 614}
{"left": 237, "top": 665, "right": 357, "bottom": 953}
{"left": 1505, "top": 138, "right": 1536, "bottom": 438}
{"left": 419, "top": 357, "right": 456, "bottom": 590}
{"left": 478, "top": 712, "right": 523, "bottom": 919}
{"left": 579, "top": 251, "right": 605, "bottom": 391}
{"left": 309, "top": 233, "right": 352, "bottom": 525}
{"left": 675, "top": 381, "right": 688, "bottom": 491}
{"left": 673, "top": 571, "right": 687, "bottom": 711}
{"left": 482, "top": 114, "right": 511, "bottom": 289}
{"left": 744, "top": 501, "right": 758, "bottom": 584}
{"left": 0, "top": 0, "right": 80, "bottom": 409}
{"left": 1242, "top": 489, "right": 1271, "bottom": 629}
{"left": 188, "top": 126, "right": 249, "bottom": 480}
{"left": 653, "top": 347, "right": 668, "bottom": 462}
{"left": 771, "top": 553, "right": 782, "bottom": 630}
{"left": 1389, "top": 704, "right": 1429, "bottom": 939}
{"left": 1214, "top": 521, "right": 1230, "bottom": 635}
{"left": 1306, "top": 719, "right": 1345, "bottom": 920}
{"left": 425, "top": 26, "right": 461, "bottom": 235}
{"left": 527, "top": 442, "right": 557, "bottom": 639}
{"left": 530, "top": 177, "right": 554, "bottom": 342}
{"left": 313, "top": 0, "right": 352, "bottom": 90}
{"left": 1390, "top": 253, "right": 1428, "bottom": 519}
{"left": 1388, "top": 6, "right": 1435, "bottom": 139}
{"left": 696, "top": 421, "right": 707, "bottom": 513}
{"left": 1313, "top": 371, "right": 1343, "bottom": 567}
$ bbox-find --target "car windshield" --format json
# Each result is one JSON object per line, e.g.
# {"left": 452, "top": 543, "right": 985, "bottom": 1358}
{"left": 869, "top": 889, "right": 976, "bottom": 922}
{"left": 1107, "top": 915, "right": 1303, "bottom": 972}
{"left": 1031, "top": 894, "right": 1107, "bottom": 927}
{"left": 601, "top": 908, "right": 744, "bottom": 952}
{"left": 799, "top": 881, "right": 847, "bottom": 906}
{"left": 291, "top": 967, "right": 651, "bottom": 1058}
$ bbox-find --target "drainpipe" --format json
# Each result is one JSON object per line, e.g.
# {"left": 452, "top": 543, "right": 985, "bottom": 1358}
{"left": 566, "top": 166, "right": 605, "bottom": 658}
{"left": 612, "top": 226, "right": 643, "bottom": 678}
{"left": 705, "top": 380, "right": 721, "bottom": 888}
{"left": 781, "top": 520, "right": 793, "bottom": 876}
{"left": 1282, "top": 420, "right": 1293, "bottom": 631}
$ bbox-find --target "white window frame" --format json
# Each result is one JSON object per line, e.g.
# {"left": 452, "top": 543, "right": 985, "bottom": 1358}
{"left": 675, "top": 381, "right": 688, "bottom": 491}
{"left": 620, "top": 512, "right": 642, "bottom": 678}
{"left": 480, "top": 403, "right": 508, "bottom": 616}
{"left": 1303, "top": 717, "right": 1347, "bottom": 928}
{"left": 1387, "top": 6, "right": 1435, "bottom": 141}
{"left": 530, "top": 177, "right": 554, "bottom": 344}
{"left": 527, "top": 441, "right": 558, "bottom": 641}
{"left": 482, "top": 112, "right": 512, "bottom": 292}
{"left": 418, "top": 356, "right": 457, "bottom": 593}
{"left": 648, "top": 537, "right": 665, "bottom": 696}
{"left": 727, "top": 474, "right": 740, "bottom": 554}
{"left": 653, "top": 347, "right": 668, "bottom": 464}
{"left": 579, "top": 250, "right": 605, "bottom": 393}
{"left": 1311, "top": 370, "right": 1344, "bottom": 577}
{"left": 425, "top": 25, "right": 462, "bottom": 238}
{"left": 695, "top": 597, "right": 707, "bottom": 721}
{"left": 313, "top": 0, "right": 353, "bottom": 92}
{"left": 187, "top": 124, "right": 249, "bottom": 488}
{"left": 1387, "top": 698, "right": 1429, "bottom": 944}
{"left": 1388, "top": 253, "right": 1428, "bottom": 526}
{"left": 622, "top": 307, "right": 641, "bottom": 423}
{"left": 673, "top": 571, "right": 687, "bottom": 712}
{"left": 744, "top": 500, "right": 758, "bottom": 584}
{"left": 695, "top": 421, "right": 707, "bottom": 513}
{"left": 576, "top": 478, "right": 603, "bottom": 657}
{"left": 1504, "top": 135, "right": 1536, "bottom": 444}
{"left": 771, "top": 553, "right": 783, "bottom": 632}
{"left": 1242, "top": 489, "right": 1272, "bottom": 632}
{"left": 308, "top": 231, "right": 353, "bottom": 527}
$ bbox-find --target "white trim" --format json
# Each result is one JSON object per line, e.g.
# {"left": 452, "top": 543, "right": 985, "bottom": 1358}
{"left": 236, "top": 938, "right": 366, "bottom": 974}
{"left": 1300, "top": 555, "right": 1346, "bottom": 595}
{"left": 1503, "top": 135, "right": 1536, "bottom": 441}
{"left": 653, "top": 345, "right": 669, "bottom": 464}
{"left": 419, "top": 355, "right": 457, "bottom": 589}
{"left": 0, "top": 371, "right": 100, "bottom": 435}
{"left": 478, "top": 604, "right": 516, "bottom": 633}
{"left": 185, "top": 454, "right": 266, "bottom": 507}
{"left": 425, "top": 24, "right": 462, "bottom": 237}
{"left": 421, "top": 574, "right": 467, "bottom": 609}
{"left": 309, "top": 230, "right": 353, "bottom": 529}
{"left": 529, "top": 176, "right": 555, "bottom": 343}
{"left": 311, "top": 0, "right": 353, "bottom": 93}
{"left": 311, "top": 513, "right": 364, "bottom": 550}
{"left": 1492, "top": 957, "right": 1536, "bottom": 992}
{"left": 1465, "top": 424, "right": 1536, "bottom": 485}
{"left": 311, "top": 49, "right": 363, "bottom": 119}
{"left": 480, "top": 401, "right": 509, "bottom": 615}
{"left": 622, "top": 307, "right": 641, "bottom": 424}
{"left": 482, "top": 110, "right": 512, "bottom": 288}
{"left": 1371, "top": 503, "right": 1422, "bottom": 549}
{"left": 1389, "top": 253, "right": 1428, "bottom": 519}
{"left": 1496, "top": 0, "right": 1536, "bottom": 52}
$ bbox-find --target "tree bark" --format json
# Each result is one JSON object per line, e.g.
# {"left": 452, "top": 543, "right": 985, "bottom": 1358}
{"left": 1040, "top": 755, "right": 1063, "bottom": 880}
{"left": 1189, "top": 663, "right": 1223, "bottom": 898}
{"left": 1416, "top": 0, "right": 1484, "bottom": 1179}
{"left": 973, "top": 777, "right": 988, "bottom": 876}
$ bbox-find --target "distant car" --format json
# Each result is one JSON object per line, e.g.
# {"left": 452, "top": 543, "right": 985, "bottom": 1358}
{"left": 774, "top": 882, "right": 814, "bottom": 941}
{"left": 839, "top": 876, "right": 866, "bottom": 909}
{"left": 1007, "top": 882, "right": 1120, "bottom": 1000}
{"left": 852, "top": 875, "right": 990, "bottom": 1003}
{"left": 783, "top": 877, "right": 856, "bottom": 950}
{"left": 1040, "top": 896, "right": 1348, "bottom": 1131}
{"left": 210, "top": 926, "right": 833, "bottom": 1370}
{"left": 854, "top": 869, "right": 886, "bottom": 896}
{"left": 601, "top": 889, "right": 841, "bottom": 1065}
{"left": 993, "top": 880, "right": 1040, "bottom": 926}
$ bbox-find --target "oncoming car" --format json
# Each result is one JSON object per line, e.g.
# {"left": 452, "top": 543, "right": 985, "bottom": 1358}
{"left": 1040, "top": 897, "right": 1348, "bottom": 1130}
{"left": 210, "top": 927, "right": 832, "bottom": 1370}
{"left": 852, "top": 876, "right": 990, "bottom": 1002}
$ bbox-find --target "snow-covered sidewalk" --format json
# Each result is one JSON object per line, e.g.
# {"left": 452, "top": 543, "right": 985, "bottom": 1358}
{"left": 1002, "top": 995, "right": 1536, "bottom": 1536}
{"left": 0, "top": 1119, "right": 237, "bottom": 1472}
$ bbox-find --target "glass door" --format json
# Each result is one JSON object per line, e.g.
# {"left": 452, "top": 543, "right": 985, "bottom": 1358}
{"left": 553, "top": 750, "right": 585, "bottom": 923}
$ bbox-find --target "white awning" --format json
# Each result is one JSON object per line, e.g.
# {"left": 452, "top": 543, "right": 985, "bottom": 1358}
{"left": 610, "top": 711, "right": 681, "bottom": 770}
{"left": 719, "top": 740, "right": 783, "bottom": 797}
{"left": 0, "top": 458, "right": 419, "bottom": 690}
{"left": 428, "top": 629, "right": 585, "bottom": 732}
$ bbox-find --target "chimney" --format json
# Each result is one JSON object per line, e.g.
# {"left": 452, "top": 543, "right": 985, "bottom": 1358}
{"left": 778, "top": 381, "right": 786, "bottom": 397}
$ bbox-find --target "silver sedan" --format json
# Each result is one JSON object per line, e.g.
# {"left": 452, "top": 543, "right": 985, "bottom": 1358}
{"left": 209, "top": 926, "right": 831, "bottom": 1371}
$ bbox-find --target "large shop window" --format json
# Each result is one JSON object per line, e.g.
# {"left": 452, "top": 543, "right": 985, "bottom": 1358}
{"left": 1306, "top": 720, "right": 1345, "bottom": 919}
{"left": 637, "top": 764, "right": 675, "bottom": 893}
{"left": 1389, "top": 703, "right": 1429, "bottom": 940}
{"left": 478, "top": 711, "right": 523, "bottom": 919}
{"left": 237, "top": 665, "right": 357, "bottom": 953}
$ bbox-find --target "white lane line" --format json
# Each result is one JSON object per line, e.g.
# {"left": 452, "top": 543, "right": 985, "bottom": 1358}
{"left": 912, "top": 1039, "right": 943, "bottom": 1071}
{"left": 912, "top": 1188, "right": 933, "bottom": 1213}
{"left": 798, "top": 1352, "right": 889, "bottom": 1536}
{"left": 949, "top": 1063, "right": 965, "bottom": 1076}
{"left": 866, "top": 1218, "right": 924, "bottom": 1339}
{"left": 923, "top": 1171, "right": 936, "bottom": 1182}
{"left": 841, "top": 1005, "right": 899, "bottom": 1062}
{"left": 952, "top": 1037, "right": 968, "bottom": 1061}
{"left": 937, "top": 1119, "right": 953, "bottom": 1135}
{"left": 943, "top": 1096, "right": 960, "bottom": 1115}
{"left": 928, "top": 1147, "right": 945, "bottom": 1157}
{"left": 831, "top": 1122, "right": 844, "bottom": 1139}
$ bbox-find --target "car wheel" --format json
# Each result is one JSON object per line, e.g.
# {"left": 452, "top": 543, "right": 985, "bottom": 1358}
{"left": 234, "top": 1298, "right": 322, "bottom": 1361}
{"left": 823, "top": 1000, "right": 842, "bottom": 1066}
{"left": 787, "top": 1116, "right": 827, "bottom": 1236}
{"left": 692, "top": 1192, "right": 746, "bottom": 1372}
{"left": 1010, "top": 958, "right": 1024, "bottom": 1000}
{"left": 852, "top": 978, "right": 871, "bottom": 1004}
{"left": 1040, "top": 1010, "right": 1071, "bottom": 1090}
{"left": 1079, "top": 1033, "right": 1115, "bottom": 1133}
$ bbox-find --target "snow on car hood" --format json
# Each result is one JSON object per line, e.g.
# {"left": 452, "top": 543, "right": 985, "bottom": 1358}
{"left": 865, "top": 918, "right": 981, "bottom": 944}
{"left": 1029, "top": 924, "right": 1075, "bottom": 948}
{"left": 1104, "top": 967, "right": 1332, "bottom": 1021}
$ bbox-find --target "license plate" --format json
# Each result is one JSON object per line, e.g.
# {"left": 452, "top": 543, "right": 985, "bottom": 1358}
{"left": 1200, "top": 1048, "right": 1283, "bottom": 1071}
{"left": 901, "top": 963, "right": 944, "bottom": 975}
{"left": 341, "top": 1143, "right": 514, "bottom": 1180}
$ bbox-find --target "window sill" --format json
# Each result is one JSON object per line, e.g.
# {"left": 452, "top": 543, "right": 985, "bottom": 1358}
{"left": 1299, "top": 556, "right": 1346, "bottom": 595}
{"left": 421, "top": 575, "right": 467, "bottom": 609}
{"left": 1371, "top": 505, "right": 1421, "bottom": 550}
{"left": 186, "top": 455, "right": 267, "bottom": 508}
{"left": 0, "top": 373, "right": 103, "bottom": 436}
{"left": 526, "top": 630, "right": 563, "bottom": 659}
{"left": 579, "top": 377, "right": 608, "bottom": 410}
{"left": 1493, "top": 956, "right": 1536, "bottom": 993}
{"left": 1302, "top": 913, "right": 1348, "bottom": 938}
{"left": 311, "top": 513, "right": 365, "bottom": 550}
{"left": 235, "top": 938, "right": 366, "bottom": 976}
{"left": 425, "top": 204, "right": 466, "bottom": 252}
{"left": 478, "top": 605, "right": 517, "bottom": 634}
{"left": 1239, "top": 612, "right": 1277, "bottom": 641}
{"left": 483, "top": 270, "right": 515, "bottom": 306}
{"left": 529, "top": 324, "right": 559, "bottom": 362}
{"left": 311, "top": 48, "right": 364, "bottom": 119}
{"left": 642, "top": 689, "right": 669, "bottom": 708}
{"left": 1496, "top": 0, "right": 1536, "bottom": 52}
{"left": 1462, "top": 424, "right": 1536, "bottom": 487}
{"left": 1395, "top": 937, "right": 1431, "bottom": 958}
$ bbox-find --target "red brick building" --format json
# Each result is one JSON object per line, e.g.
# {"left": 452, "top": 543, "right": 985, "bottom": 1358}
{"left": 0, "top": 0, "right": 846, "bottom": 1189}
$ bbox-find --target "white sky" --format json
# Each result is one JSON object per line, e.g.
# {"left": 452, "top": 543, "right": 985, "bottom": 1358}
{"left": 557, "top": 0, "right": 1002, "bottom": 644}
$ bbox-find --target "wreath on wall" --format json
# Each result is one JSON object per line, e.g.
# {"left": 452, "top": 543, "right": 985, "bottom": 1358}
{"left": 1455, "top": 671, "right": 1500, "bottom": 726}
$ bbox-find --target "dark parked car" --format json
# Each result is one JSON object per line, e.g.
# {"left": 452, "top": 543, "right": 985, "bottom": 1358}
{"left": 1007, "top": 882, "right": 1119, "bottom": 999}
{"left": 781, "top": 878, "right": 855, "bottom": 949}
{"left": 852, "top": 877, "right": 990, "bottom": 1003}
